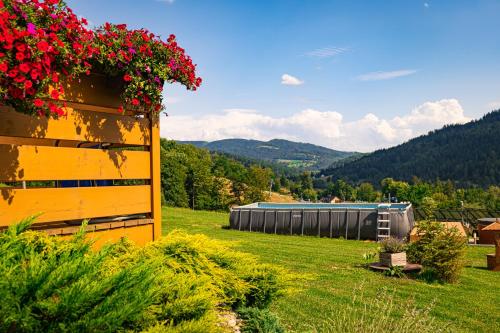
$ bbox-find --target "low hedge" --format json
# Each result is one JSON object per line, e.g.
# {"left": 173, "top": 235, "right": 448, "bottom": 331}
{"left": 0, "top": 217, "right": 289, "bottom": 332}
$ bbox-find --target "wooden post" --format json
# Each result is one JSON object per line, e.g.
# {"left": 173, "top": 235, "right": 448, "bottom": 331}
{"left": 150, "top": 113, "right": 162, "bottom": 240}
{"left": 290, "top": 210, "right": 293, "bottom": 235}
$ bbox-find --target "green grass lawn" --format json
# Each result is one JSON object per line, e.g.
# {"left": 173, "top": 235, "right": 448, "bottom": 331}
{"left": 162, "top": 207, "right": 500, "bottom": 333}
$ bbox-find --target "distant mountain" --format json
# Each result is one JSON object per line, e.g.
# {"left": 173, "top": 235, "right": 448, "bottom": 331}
{"left": 178, "top": 138, "right": 359, "bottom": 171}
{"left": 322, "top": 110, "right": 500, "bottom": 187}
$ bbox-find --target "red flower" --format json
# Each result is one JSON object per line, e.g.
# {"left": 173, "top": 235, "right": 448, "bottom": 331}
{"left": 34, "top": 99, "right": 44, "bottom": 107}
{"left": 117, "top": 105, "right": 124, "bottom": 113}
{"left": 50, "top": 89, "right": 59, "bottom": 99}
{"left": 15, "top": 52, "right": 25, "bottom": 61}
{"left": 30, "top": 69, "right": 39, "bottom": 80}
{"left": 15, "top": 43, "right": 26, "bottom": 52}
{"left": 19, "top": 63, "right": 30, "bottom": 73}
{"left": 36, "top": 41, "right": 49, "bottom": 52}
{"left": 14, "top": 75, "right": 25, "bottom": 83}
{"left": 52, "top": 72, "right": 59, "bottom": 83}
{"left": 131, "top": 98, "right": 139, "bottom": 106}
{"left": 8, "top": 69, "right": 18, "bottom": 78}
{"left": 0, "top": 62, "right": 7, "bottom": 72}
{"left": 24, "top": 80, "right": 33, "bottom": 89}
{"left": 123, "top": 74, "right": 132, "bottom": 82}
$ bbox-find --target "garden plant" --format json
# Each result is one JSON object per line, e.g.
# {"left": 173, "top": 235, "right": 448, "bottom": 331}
{"left": 0, "top": 217, "right": 289, "bottom": 332}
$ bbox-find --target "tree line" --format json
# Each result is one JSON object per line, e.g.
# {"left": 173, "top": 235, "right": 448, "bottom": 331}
{"left": 288, "top": 173, "right": 499, "bottom": 211}
{"left": 160, "top": 140, "right": 273, "bottom": 210}
{"left": 160, "top": 141, "right": 499, "bottom": 213}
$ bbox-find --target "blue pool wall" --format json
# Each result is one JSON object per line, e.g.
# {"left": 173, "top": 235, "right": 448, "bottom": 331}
{"left": 229, "top": 202, "right": 415, "bottom": 240}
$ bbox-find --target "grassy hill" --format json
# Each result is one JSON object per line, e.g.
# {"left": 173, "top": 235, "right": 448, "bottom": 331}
{"left": 322, "top": 110, "right": 500, "bottom": 187}
{"left": 163, "top": 207, "right": 499, "bottom": 333}
{"left": 179, "top": 138, "right": 359, "bottom": 171}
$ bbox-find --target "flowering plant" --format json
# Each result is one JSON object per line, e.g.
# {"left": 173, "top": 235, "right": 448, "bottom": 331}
{"left": 92, "top": 23, "right": 201, "bottom": 113}
{"left": 0, "top": 0, "right": 94, "bottom": 116}
{"left": 0, "top": 0, "right": 201, "bottom": 117}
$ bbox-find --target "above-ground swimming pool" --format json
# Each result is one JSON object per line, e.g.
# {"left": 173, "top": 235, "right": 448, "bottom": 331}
{"left": 229, "top": 202, "right": 415, "bottom": 240}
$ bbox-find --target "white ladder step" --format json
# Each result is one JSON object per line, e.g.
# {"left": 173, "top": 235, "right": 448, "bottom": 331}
{"left": 377, "top": 235, "right": 390, "bottom": 238}
{"left": 378, "top": 219, "right": 390, "bottom": 222}
{"left": 377, "top": 227, "right": 391, "bottom": 230}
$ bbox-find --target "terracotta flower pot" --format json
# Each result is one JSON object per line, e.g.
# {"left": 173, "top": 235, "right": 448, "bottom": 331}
{"left": 380, "top": 252, "right": 407, "bottom": 267}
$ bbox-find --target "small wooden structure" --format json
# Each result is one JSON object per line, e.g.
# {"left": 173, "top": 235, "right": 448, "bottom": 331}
{"left": 478, "top": 218, "right": 500, "bottom": 245}
{"left": 0, "top": 74, "right": 161, "bottom": 248}
{"left": 483, "top": 221, "right": 500, "bottom": 271}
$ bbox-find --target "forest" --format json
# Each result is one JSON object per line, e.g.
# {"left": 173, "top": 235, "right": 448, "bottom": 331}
{"left": 160, "top": 140, "right": 500, "bottom": 212}
{"left": 160, "top": 139, "right": 273, "bottom": 210}
{"left": 322, "top": 110, "right": 500, "bottom": 187}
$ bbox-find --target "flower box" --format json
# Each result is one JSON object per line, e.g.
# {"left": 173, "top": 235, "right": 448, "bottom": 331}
{"left": 379, "top": 252, "right": 407, "bottom": 267}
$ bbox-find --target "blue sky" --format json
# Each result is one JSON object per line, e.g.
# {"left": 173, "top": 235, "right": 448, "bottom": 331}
{"left": 67, "top": 0, "right": 500, "bottom": 152}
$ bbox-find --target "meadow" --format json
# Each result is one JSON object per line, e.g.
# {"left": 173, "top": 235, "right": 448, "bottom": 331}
{"left": 163, "top": 207, "right": 500, "bottom": 333}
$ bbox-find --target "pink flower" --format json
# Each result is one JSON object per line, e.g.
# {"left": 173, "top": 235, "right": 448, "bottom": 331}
{"left": 27, "top": 23, "right": 36, "bottom": 35}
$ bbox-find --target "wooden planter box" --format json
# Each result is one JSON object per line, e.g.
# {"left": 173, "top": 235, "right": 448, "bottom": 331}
{"left": 379, "top": 252, "right": 407, "bottom": 267}
{"left": 0, "top": 73, "right": 161, "bottom": 248}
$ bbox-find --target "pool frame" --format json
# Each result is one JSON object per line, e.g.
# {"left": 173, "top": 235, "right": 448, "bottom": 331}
{"left": 229, "top": 202, "right": 415, "bottom": 240}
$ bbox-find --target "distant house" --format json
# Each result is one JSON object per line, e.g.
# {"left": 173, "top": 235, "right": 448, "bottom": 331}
{"left": 330, "top": 196, "right": 342, "bottom": 203}
{"left": 321, "top": 196, "right": 342, "bottom": 203}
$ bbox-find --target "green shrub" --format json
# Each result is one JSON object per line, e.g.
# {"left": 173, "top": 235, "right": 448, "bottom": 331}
{"left": 312, "top": 287, "right": 450, "bottom": 333}
{"left": 237, "top": 307, "right": 285, "bottom": 333}
{"left": 407, "top": 221, "right": 467, "bottom": 283}
{"left": 0, "top": 217, "right": 157, "bottom": 333}
{"left": 0, "top": 219, "right": 287, "bottom": 332}
{"left": 380, "top": 237, "right": 406, "bottom": 253}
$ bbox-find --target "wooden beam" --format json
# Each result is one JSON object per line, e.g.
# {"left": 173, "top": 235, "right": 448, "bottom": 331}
{"left": 149, "top": 113, "right": 162, "bottom": 240}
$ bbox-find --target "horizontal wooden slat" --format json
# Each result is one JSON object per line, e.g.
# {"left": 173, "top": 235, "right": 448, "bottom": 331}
{"left": 0, "top": 185, "right": 151, "bottom": 226}
{"left": 0, "top": 144, "right": 150, "bottom": 181}
{"left": 65, "top": 224, "right": 154, "bottom": 248}
{"left": 0, "top": 106, "right": 150, "bottom": 145}
{"left": 39, "top": 218, "right": 154, "bottom": 235}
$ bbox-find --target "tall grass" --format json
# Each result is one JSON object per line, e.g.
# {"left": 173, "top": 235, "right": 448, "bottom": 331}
{"left": 311, "top": 285, "right": 450, "bottom": 333}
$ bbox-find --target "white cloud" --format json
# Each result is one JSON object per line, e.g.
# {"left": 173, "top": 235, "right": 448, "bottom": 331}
{"left": 424, "top": 2, "right": 429, "bottom": 8}
{"left": 161, "top": 99, "right": 470, "bottom": 152}
{"left": 281, "top": 74, "right": 304, "bottom": 86}
{"left": 164, "top": 96, "right": 181, "bottom": 105}
{"left": 487, "top": 101, "right": 500, "bottom": 110}
{"left": 356, "top": 69, "right": 418, "bottom": 81}
{"left": 156, "top": 0, "right": 175, "bottom": 4}
{"left": 305, "top": 46, "right": 349, "bottom": 58}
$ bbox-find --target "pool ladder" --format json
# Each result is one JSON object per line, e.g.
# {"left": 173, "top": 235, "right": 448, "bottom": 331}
{"left": 376, "top": 210, "right": 391, "bottom": 241}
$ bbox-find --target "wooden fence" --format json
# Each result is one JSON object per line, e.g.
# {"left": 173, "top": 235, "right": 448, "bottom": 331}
{"left": 0, "top": 74, "right": 161, "bottom": 248}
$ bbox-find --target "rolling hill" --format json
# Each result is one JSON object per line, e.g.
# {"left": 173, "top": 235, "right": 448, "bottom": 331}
{"left": 178, "top": 138, "right": 359, "bottom": 171}
{"left": 322, "top": 110, "right": 500, "bottom": 187}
